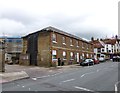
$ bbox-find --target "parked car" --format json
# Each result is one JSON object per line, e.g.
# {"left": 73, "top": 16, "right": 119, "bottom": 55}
{"left": 80, "top": 59, "right": 94, "bottom": 66}
{"left": 113, "top": 56, "right": 120, "bottom": 62}
{"left": 93, "top": 58, "right": 99, "bottom": 64}
{"left": 99, "top": 57, "right": 105, "bottom": 62}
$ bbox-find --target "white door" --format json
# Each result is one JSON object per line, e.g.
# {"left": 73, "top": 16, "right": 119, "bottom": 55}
{"left": 77, "top": 53, "right": 79, "bottom": 62}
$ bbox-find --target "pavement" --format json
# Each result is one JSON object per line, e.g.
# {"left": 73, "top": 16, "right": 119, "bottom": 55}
{"left": 0, "top": 64, "right": 80, "bottom": 84}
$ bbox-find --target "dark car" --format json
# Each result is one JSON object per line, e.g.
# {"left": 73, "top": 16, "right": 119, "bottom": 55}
{"left": 80, "top": 59, "right": 94, "bottom": 66}
{"left": 113, "top": 56, "right": 120, "bottom": 62}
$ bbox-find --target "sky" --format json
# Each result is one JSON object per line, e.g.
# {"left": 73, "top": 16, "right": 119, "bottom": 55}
{"left": 0, "top": 0, "right": 119, "bottom": 40}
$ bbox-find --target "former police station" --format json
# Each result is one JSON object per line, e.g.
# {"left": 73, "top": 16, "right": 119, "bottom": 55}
{"left": 19, "top": 26, "right": 94, "bottom": 67}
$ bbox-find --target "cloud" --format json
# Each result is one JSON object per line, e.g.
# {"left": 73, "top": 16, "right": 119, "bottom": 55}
{"left": 0, "top": 18, "right": 26, "bottom": 36}
{"left": 0, "top": 0, "right": 118, "bottom": 40}
{"left": 0, "top": 9, "right": 39, "bottom": 25}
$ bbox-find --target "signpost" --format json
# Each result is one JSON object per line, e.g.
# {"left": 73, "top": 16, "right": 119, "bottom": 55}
{"left": 0, "top": 40, "right": 5, "bottom": 72}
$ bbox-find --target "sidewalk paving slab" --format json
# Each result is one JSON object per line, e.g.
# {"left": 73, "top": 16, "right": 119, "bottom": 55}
{"left": 0, "top": 71, "right": 29, "bottom": 84}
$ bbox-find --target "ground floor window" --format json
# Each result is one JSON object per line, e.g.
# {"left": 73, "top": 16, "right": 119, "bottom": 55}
{"left": 70, "top": 52, "right": 74, "bottom": 60}
{"left": 52, "top": 50, "right": 57, "bottom": 59}
{"left": 86, "top": 53, "right": 89, "bottom": 58}
{"left": 63, "top": 51, "right": 67, "bottom": 60}
{"left": 82, "top": 53, "right": 84, "bottom": 58}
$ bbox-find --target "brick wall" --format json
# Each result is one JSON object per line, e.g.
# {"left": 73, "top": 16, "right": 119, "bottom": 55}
{"left": 37, "top": 32, "right": 52, "bottom": 67}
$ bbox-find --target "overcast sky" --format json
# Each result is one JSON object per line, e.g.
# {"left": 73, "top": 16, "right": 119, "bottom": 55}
{"left": 0, "top": 0, "right": 119, "bottom": 40}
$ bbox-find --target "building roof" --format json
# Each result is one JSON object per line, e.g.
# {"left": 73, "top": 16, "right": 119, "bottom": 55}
{"left": 90, "top": 40, "right": 104, "bottom": 48}
{"left": 102, "top": 38, "right": 116, "bottom": 45}
{"left": 23, "top": 26, "right": 91, "bottom": 44}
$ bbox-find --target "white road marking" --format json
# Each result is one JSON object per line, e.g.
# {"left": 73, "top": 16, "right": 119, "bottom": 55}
{"left": 32, "top": 78, "right": 37, "bottom": 80}
{"left": 115, "top": 84, "right": 117, "bottom": 92}
{"left": 61, "top": 79, "right": 75, "bottom": 83}
{"left": 51, "top": 72, "right": 63, "bottom": 76}
{"left": 32, "top": 75, "right": 50, "bottom": 80}
{"left": 115, "top": 81, "right": 120, "bottom": 92}
{"left": 74, "top": 86, "right": 99, "bottom": 93}
{"left": 59, "top": 79, "right": 75, "bottom": 84}
{"left": 32, "top": 72, "right": 63, "bottom": 80}
{"left": 81, "top": 74, "right": 85, "bottom": 77}
{"left": 86, "top": 66, "right": 93, "bottom": 68}
{"left": 29, "top": 88, "right": 31, "bottom": 91}
{"left": 81, "top": 72, "right": 95, "bottom": 78}
{"left": 74, "top": 86, "right": 94, "bottom": 92}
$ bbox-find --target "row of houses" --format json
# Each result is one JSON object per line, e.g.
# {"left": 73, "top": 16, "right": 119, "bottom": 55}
{"left": 19, "top": 26, "right": 94, "bottom": 67}
{"left": 0, "top": 26, "right": 119, "bottom": 67}
{"left": 91, "top": 35, "right": 120, "bottom": 60}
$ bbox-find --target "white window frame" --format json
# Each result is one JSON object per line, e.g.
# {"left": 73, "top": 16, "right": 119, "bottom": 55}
{"left": 63, "top": 51, "right": 67, "bottom": 60}
{"left": 76, "top": 41, "right": 79, "bottom": 48}
{"left": 52, "top": 33, "right": 57, "bottom": 43}
{"left": 70, "top": 39, "right": 73, "bottom": 46}
{"left": 52, "top": 50, "right": 57, "bottom": 60}
{"left": 62, "top": 37, "right": 66, "bottom": 45}
{"left": 70, "top": 52, "right": 74, "bottom": 60}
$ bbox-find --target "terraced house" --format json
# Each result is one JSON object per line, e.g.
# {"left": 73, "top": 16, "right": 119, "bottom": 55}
{"left": 20, "top": 26, "right": 94, "bottom": 67}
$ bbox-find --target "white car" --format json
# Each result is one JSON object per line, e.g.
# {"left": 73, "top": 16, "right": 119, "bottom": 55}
{"left": 99, "top": 57, "right": 105, "bottom": 62}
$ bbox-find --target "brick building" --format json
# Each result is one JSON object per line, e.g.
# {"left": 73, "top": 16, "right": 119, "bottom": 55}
{"left": 20, "top": 26, "right": 94, "bottom": 67}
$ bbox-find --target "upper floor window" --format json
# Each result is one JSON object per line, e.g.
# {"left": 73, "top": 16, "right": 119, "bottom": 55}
{"left": 97, "top": 48, "right": 101, "bottom": 53}
{"left": 82, "top": 42, "right": 84, "bottom": 48}
{"left": 76, "top": 41, "right": 79, "bottom": 47}
{"left": 102, "top": 49, "right": 104, "bottom": 52}
{"left": 106, "top": 48, "right": 108, "bottom": 52}
{"left": 86, "top": 44, "right": 89, "bottom": 49}
{"left": 109, "top": 50, "right": 111, "bottom": 53}
{"left": 70, "top": 39, "right": 73, "bottom": 46}
{"left": 91, "top": 45, "right": 93, "bottom": 50}
{"left": 62, "top": 37, "right": 66, "bottom": 45}
{"left": 52, "top": 33, "right": 57, "bottom": 43}
{"left": 106, "top": 44, "right": 108, "bottom": 48}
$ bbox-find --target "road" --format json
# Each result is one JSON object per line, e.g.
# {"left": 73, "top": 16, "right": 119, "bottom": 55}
{"left": 2, "top": 61, "right": 119, "bottom": 92}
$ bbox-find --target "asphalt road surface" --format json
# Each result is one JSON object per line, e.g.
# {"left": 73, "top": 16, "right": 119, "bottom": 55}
{"left": 2, "top": 61, "right": 120, "bottom": 92}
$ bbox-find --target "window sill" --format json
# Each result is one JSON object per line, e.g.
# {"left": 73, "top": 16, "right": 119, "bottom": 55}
{"left": 70, "top": 59, "right": 74, "bottom": 60}
{"left": 63, "top": 59, "right": 67, "bottom": 60}
{"left": 52, "top": 41, "right": 57, "bottom": 44}
{"left": 63, "top": 43, "right": 66, "bottom": 45}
